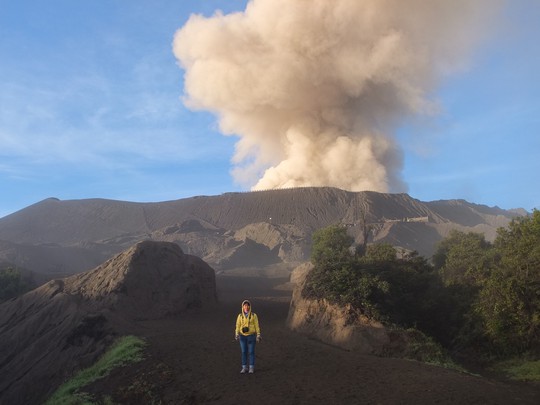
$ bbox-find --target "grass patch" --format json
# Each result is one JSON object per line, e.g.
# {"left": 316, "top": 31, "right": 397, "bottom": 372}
{"left": 492, "top": 358, "right": 540, "bottom": 382}
{"left": 46, "top": 335, "right": 146, "bottom": 405}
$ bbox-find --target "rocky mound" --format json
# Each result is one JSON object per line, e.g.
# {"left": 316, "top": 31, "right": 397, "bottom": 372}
{"left": 287, "top": 263, "right": 441, "bottom": 360}
{"left": 0, "top": 241, "right": 216, "bottom": 405}
{"left": 287, "top": 263, "right": 391, "bottom": 354}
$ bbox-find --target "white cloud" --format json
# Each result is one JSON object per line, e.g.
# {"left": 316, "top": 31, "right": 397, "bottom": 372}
{"left": 0, "top": 55, "right": 233, "bottom": 174}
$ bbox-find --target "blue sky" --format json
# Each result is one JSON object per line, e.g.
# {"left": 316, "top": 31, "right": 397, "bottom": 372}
{"left": 1, "top": 0, "right": 538, "bottom": 219}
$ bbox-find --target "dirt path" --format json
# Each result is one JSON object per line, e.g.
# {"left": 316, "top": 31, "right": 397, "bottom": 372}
{"left": 88, "top": 276, "right": 540, "bottom": 404}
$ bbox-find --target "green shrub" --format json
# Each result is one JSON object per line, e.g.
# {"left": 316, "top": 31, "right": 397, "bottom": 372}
{"left": 384, "top": 327, "right": 463, "bottom": 371}
{"left": 492, "top": 358, "right": 540, "bottom": 382}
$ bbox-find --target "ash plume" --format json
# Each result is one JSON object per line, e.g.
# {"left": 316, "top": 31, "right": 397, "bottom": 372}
{"left": 173, "top": 0, "right": 500, "bottom": 192}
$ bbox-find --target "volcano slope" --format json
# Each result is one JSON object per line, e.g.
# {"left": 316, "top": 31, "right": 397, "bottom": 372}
{"left": 84, "top": 275, "right": 540, "bottom": 405}
{"left": 0, "top": 188, "right": 525, "bottom": 282}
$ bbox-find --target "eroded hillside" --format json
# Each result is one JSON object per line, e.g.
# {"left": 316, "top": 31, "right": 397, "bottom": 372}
{"left": 0, "top": 188, "right": 523, "bottom": 280}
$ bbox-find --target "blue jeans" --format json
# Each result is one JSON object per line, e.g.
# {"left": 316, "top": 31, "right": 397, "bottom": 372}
{"left": 239, "top": 334, "right": 256, "bottom": 366}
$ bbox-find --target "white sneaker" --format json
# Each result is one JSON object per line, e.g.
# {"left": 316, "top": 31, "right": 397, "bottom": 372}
{"left": 248, "top": 366, "right": 254, "bottom": 374}
{"left": 240, "top": 366, "right": 248, "bottom": 374}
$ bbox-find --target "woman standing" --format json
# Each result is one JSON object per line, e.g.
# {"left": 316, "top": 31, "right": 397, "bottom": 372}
{"left": 235, "top": 299, "right": 261, "bottom": 373}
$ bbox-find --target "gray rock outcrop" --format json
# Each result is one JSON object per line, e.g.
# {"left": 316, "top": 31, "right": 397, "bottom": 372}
{"left": 286, "top": 263, "right": 390, "bottom": 354}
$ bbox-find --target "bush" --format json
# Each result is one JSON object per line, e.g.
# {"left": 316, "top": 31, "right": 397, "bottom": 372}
{"left": 384, "top": 327, "right": 463, "bottom": 370}
{"left": 492, "top": 358, "right": 540, "bottom": 382}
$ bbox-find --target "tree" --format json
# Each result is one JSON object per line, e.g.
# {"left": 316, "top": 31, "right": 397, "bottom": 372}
{"left": 432, "top": 230, "right": 493, "bottom": 286}
{"left": 431, "top": 231, "right": 495, "bottom": 350}
{"left": 310, "top": 225, "right": 354, "bottom": 270}
{"left": 495, "top": 210, "right": 540, "bottom": 280}
{"left": 476, "top": 268, "right": 534, "bottom": 353}
{"left": 364, "top": 243, "right": 397, "bottom": 263}
{"left": 475, "top": 210, "right": 540, "bottom": 353}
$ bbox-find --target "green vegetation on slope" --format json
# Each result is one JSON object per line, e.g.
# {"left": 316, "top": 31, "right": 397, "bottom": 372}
{"left": 304, "top": 225, "right": 448, "bottom": 339}
{"left": 46, "top": 335, "right": 146, "bottom": 405}
{"left": 492, "top": 358, "right": 540, "bottom": 382}
{"left": 303, "top": 211, "right": 540, "bottom": 374}
{"left": 435, "top": 210, "right": 540, "bottom": 356}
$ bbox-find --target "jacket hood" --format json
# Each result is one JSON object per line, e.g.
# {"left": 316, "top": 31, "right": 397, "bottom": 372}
{"left": 241, "top": 299, "right": 252, "bottom": 315}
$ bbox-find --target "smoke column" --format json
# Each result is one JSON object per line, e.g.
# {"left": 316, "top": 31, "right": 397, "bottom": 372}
{"left": 173, "top": 0, "right": 499, "bottom": 192}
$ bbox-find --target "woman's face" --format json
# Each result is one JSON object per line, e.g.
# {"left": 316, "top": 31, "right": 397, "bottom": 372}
{"left": 243, "top": 303, "right": 250, "bottom": 312}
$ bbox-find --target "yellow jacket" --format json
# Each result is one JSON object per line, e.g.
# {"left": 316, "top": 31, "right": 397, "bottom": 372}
{"left": 235, "top": 300, "right": 261, "bottom": 336}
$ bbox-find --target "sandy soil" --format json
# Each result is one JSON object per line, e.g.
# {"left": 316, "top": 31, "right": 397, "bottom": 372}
{"left": 86, "top": 275, "right": 540, "bottom": 404}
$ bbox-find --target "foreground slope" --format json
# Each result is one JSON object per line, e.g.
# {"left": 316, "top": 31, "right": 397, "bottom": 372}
{"left": 0, "top": 241, "right": 216, "bottom": 404}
